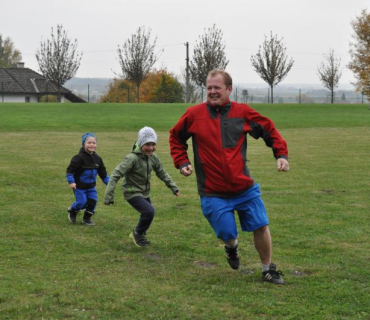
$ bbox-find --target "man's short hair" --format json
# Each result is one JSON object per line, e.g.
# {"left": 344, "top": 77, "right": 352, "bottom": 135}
{"left": 207, "top": 69, "right": 233, "bottom": 87}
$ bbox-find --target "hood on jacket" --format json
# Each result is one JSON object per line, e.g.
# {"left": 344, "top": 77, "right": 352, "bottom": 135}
{"left": 131, "top": 142, "right": 143, "bottom": 154}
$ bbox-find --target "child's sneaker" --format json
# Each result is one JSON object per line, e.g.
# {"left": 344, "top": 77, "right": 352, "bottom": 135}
{"left": 67, "top": 207, "right": 78, "bottom": 223}
{"left": 224, "top": 244, "right": 240, "bottom": 270}
{"left": 129, "top": 230, "right": 150, "bottom": 247}
{"left": 82, "top": 211, "right": 95, "bottom": 226}
{"left": 262, "top": 263, "right": 285, "bottom": 285}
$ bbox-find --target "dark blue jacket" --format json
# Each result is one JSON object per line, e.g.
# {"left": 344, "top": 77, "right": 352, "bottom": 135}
{"left": 66, "top": 148, "right": 109, "bottom": 189}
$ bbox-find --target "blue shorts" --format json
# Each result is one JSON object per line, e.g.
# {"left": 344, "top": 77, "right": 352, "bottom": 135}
{"left": 200, "top": 184, "right": 269, "bottom": 241}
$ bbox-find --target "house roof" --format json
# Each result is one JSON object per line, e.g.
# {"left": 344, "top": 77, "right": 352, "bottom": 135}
{"left": 0, "top": 67, "right": 87, "bottom": 102}
{"left": 0, "top": 67, "right": 71, "bottom": 94}
{"left": 64, "top": 92, "right": 87, "bottom": 103}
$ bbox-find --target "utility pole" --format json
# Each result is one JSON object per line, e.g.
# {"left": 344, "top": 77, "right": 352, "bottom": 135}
{"left": 185, "top": 42, "right": 190, "bottom": 103}
{"left": 299, "top": 88, "right": 301, "bottom": 104}
{"left": 88, "top": 84, "right": 90, "bottom": 103}
{"left": 46, "top": 80, "right": 48, "bottom": 102}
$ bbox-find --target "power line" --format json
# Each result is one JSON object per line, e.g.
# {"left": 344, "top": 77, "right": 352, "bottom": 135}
{"left": 156, "top": 42, "right": 184, "bottom": 48}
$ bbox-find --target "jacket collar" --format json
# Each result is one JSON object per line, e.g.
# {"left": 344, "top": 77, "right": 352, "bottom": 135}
{"left": 206, "top": 101, "right": 232, "bottom": 118}
{"left": 79, "top": 147, "right": 95, "bottom": 156}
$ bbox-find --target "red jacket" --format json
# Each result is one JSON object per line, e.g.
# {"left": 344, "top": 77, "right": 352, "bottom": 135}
{"left": 169, "top": 101, "right": 288, "bottom": 197}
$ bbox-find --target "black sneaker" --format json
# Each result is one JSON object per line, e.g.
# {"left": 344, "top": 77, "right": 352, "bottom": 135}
{"left": 142, "top": 232, "right": 151, "bottom": 245}
{"left": 83, "top": 211, "right": 95, "bottom": 226}
{"left": 262, "top": 263, "right": 285, "bottom": 285}
{"left": 67, "top": 207, "right": 78, "bottom": 223}
{"left": 224, "top": 244, "right": 240, "bottom": 270}
{"left": 129, "top": 230, "right": 150, "bottom": 247}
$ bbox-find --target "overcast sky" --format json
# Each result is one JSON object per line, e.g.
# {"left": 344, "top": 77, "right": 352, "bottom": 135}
{"left": 1, "top": 0, "right": 369, "bottom": 87}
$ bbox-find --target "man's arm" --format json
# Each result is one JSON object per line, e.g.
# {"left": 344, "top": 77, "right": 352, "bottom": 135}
{"left": 169, "top": 110, "right": 193, "bottom": 172}
{"left": 246, "top": 106, "right": 288, "bottom": 159}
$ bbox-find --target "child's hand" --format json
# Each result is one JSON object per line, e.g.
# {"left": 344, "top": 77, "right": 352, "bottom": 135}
{"left": 174, "top": 191, "right": 180, "bottom": 197}
{"left": 69, "top": 183, "right": 77, "bottom": 190}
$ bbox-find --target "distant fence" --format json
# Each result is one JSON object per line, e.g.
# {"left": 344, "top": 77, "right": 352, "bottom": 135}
{"left": 222, "top": 87, "right": 369, "bottom": 104}
{"left": 64, "top": 84, "right": 109, "bottom": 103}
{"left": 64, "top": 82, "right": 369, "bottom": 104}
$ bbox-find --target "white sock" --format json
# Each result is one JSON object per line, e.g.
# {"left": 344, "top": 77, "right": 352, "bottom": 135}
{"left": 225, "top": 239, "right": 238, "bottom": 248}
{"left": 262, "top": 263, "right": 271, "bottom": 272}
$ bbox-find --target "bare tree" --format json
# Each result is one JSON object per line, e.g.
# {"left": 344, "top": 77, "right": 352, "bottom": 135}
{"left": 36, "top": 25, "right": 82, "bottom": 102}
{"left": 251, "top": 32, "right": 294, "bottom": 103}
{"left": 317, "top": 49, "right": 342, "bottom": 104}
{"left": 0, "top": 34, "right": 22, "bottom": 67}
{"left": 190, "top": 24, "right": 229, "bottom": 88}
{"left": 348, "top": 9, "right": 370, "bottom": 100}
{"left": 117, "top": 26, "right": 158, "bottom": 102}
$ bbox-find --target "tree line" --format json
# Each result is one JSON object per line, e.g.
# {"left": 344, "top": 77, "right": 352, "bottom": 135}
{"left": 1, "top": 9, "right": 370, "bottom": 104}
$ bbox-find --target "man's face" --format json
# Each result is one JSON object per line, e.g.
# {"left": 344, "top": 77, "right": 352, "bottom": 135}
{"left": 206, "top": 74, "right": 232, "bottom": 106}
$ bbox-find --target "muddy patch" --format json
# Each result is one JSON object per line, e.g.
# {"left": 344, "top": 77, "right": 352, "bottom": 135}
{"left": 194, "top": 260, "right": 217, "bottom": 268}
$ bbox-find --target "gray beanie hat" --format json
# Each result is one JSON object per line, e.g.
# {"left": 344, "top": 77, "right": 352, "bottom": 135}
{"left": 138, "top": 126, "right": 157, "bottom": 147}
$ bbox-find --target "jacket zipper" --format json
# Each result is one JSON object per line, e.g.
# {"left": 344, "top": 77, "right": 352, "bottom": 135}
{"left": 146, "top": 157, "right": 149, "bottom": 191}
{"left": 90, "top": 154, "right": 95, "bottom": 185}
{"left": 218, "top": 110, "right": 231, "bottom": 193}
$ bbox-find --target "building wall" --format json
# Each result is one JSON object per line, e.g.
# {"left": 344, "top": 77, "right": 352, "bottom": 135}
{"left": 1, "top": 94, "right": 66, "bottom": 103}
{"left": 0, "top": 94, "right": 30, "bottom": 102}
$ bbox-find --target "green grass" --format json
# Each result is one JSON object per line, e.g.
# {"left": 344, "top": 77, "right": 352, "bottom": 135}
{"left": 0, "top": 102, "right": 369, "bottom": 319}
{"left": 0, "top": 103, "right": 368, "bottom": 132}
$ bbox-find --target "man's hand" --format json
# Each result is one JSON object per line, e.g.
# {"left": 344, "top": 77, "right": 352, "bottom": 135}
{"left": 277, "top": 158, "right": 289, "bottom": 172}
{"left": 69, "top": 183, "right": 77, "bottom": 190}
{"left": 180, "top": 165, "right": 193, "bottom": 177}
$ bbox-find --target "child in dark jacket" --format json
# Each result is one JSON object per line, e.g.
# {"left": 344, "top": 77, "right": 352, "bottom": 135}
{"left": 104, "top": 127, "right": 179, "bottom": 247}
{"left": 66, "top": 133, "right": 109, "bottom": 225}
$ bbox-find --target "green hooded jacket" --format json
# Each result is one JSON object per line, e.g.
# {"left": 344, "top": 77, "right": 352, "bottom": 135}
{"left": 104, "top": 143, "right": 179, "bottom": 202}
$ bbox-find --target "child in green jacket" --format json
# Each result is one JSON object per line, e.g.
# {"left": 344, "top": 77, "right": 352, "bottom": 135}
{"left": 104, "top": 127, "right": 179, "bottom": 247}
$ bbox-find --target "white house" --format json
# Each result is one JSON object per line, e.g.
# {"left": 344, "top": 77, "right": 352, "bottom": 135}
{"left": 0, "top": 63, "right": 86, "bottom": 103}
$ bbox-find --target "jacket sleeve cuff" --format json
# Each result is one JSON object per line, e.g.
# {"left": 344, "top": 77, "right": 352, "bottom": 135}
{"left": 277, "top": 155, "right": 288, "bottom": 160}
{"left": 103, "top": 175, "right": 110, "bottom": 185}
{"left": 179, "top": 162, "right": 191, "bottom": 171}
{"left": 66, "top": 173, "right": 75, "bottom": 184}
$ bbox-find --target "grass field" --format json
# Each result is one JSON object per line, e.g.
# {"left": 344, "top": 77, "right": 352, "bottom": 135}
{"left": 0, "top": 103, "right": 369, "bottom": 319}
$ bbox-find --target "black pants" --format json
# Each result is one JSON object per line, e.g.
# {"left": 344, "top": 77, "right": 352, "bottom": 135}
{"left": 127, "top": 196, "right": 155, "bottom": 234}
